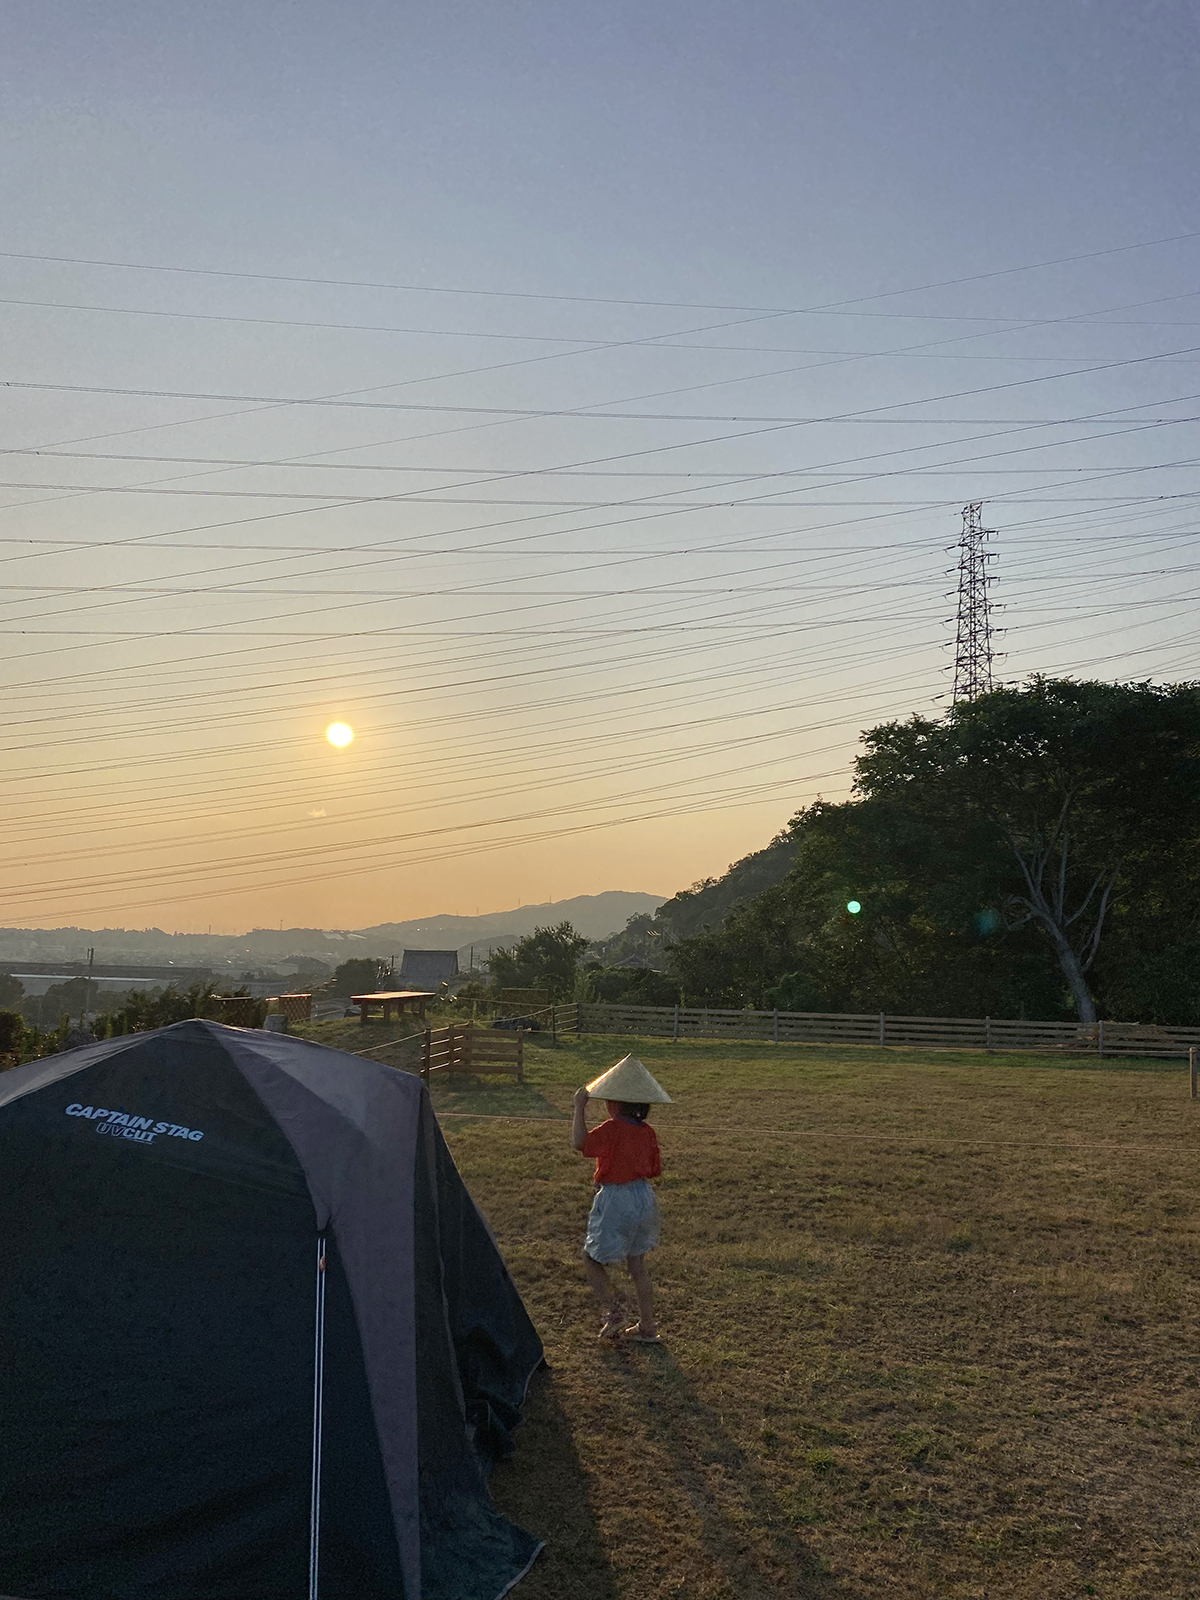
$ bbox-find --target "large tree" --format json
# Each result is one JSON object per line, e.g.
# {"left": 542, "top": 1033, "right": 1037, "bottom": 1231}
{"left": 667, "top": 679, "right": 1200, "bottom": 1022}
{"left": 854, "top": 679, "right": 1200, "bottom": 1021}
{"left": 668, "top": 797, "right": 1061, "bottom": 1016}
{"left": 488, "top": 922, "right": 589, "bottom": 999}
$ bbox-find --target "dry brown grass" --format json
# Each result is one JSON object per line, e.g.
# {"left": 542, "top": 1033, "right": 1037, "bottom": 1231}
{"left": 420, "top": 1034, "right": 1200, "bottom": 1600}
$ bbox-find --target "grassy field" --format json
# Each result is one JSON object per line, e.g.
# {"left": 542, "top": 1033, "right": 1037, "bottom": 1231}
{"left": 318, "top": 1023, "right": 1200, "bottom": 1598}
{"left": 291, "top": 1011, "right": 425, "bottom": 1053}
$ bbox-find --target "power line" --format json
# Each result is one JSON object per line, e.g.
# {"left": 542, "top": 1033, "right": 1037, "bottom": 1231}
{"left": 1, "top": 673, "right": 934, "bottom": 868}
{"left": 11, "top": 377, "right": 1200, "bottom": 426}
{"left": 16, "top": 294, "right": 1200, "bottom": 352}
{"left": 5, "top": 227, "right": 1198, "bottom": 312}
{"left": 0, "top": 464, "right": 1192, "bottom": 695}
{"left": 5, "top": 370, "right": 1198, "bottom": 640}
{"left": 5, "top": 239, "right": 1200, "bottom": 925}
{"left": 10, "top": 272, "right": 1200, "bottom": 549}
{"left": 6, "top": 446, "right": 1200, "bottom": 477}
{"left": 5, "top": 577, "right": 1190, "bottom": 836}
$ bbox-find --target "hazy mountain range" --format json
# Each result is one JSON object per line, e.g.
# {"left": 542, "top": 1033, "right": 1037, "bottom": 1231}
{"left": 0, "top": 891, "right": 666, "bottom": 973}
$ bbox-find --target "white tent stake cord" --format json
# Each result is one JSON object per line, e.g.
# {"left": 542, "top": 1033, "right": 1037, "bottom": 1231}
{"left": 309, "top": 1233, "right": 328, "bottom": 1600}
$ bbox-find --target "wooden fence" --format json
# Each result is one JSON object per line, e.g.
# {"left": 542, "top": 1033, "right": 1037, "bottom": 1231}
{"left": 269, "top": 992, "right": 312, "bottom": 1024}
{"left": 421, "top": 1023, "right": 524, "bottom": 1080}
{"left": 572, "top": 1002, "right": 1200, "bottom": 1058}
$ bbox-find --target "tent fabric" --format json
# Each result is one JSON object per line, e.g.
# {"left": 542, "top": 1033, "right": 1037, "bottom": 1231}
{"left": 0, "top": 1020, "right": 543, "bottom": 1600}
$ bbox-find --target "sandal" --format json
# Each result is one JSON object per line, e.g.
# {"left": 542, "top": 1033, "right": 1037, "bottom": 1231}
{"left": 598, "top": 1307, "right": 625, "bottom": 1340}
{"left": 623, "top": 1324, "right": 661, "bottom": 1343}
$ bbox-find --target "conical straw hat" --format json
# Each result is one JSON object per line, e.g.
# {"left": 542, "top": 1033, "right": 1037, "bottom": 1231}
{"left": 585, "top": 1054, "right": 672, "bottom": 1104}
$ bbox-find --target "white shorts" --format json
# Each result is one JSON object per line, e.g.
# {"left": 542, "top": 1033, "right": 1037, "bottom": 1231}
{"left": 584, "top": 1179, "right": 660, "bottom": 1263}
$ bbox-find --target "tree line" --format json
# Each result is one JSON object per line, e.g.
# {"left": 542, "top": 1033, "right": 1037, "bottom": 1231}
{"left": 586, "top": 678, "right": 1200, "bottom": 1025}
{"left": 668, "top": 679, "right": 1200, "bottom": 1021}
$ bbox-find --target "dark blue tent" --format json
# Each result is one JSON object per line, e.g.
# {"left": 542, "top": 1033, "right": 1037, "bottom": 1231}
{"left": 0, "top": 1020, "right": 543, "bottom": 1599}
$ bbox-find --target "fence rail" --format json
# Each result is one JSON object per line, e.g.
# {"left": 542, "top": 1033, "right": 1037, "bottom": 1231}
{"left": 575, "top": 1002, "right": 1200, "bottom": 1057}
{"left": 421, "top": 1022, "right": 524, "bottom": 1080}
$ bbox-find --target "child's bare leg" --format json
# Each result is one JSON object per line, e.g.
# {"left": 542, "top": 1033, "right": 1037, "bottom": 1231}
{"left": 584, "top": 1252, "right": 624, "bottom": 1335}
{"left": 625, "top": 1254, "right": 656, "bottom": 1337}
{"left": 583, "top": 1252, "right": 614, "bottom": 1306}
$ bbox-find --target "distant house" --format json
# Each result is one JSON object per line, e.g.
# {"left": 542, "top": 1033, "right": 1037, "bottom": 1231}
{"left": 398, "top": 949, "right": 460, "bottom": 989}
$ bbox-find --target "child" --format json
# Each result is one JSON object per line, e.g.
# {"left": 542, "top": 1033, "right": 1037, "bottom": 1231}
{"left": 571, "top": 1054, "right": 671, "bottom": 1343}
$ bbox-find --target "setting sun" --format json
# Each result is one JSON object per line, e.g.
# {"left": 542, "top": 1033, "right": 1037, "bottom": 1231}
{"left": 325, "top": 722, "right": 354, "bottom": 748}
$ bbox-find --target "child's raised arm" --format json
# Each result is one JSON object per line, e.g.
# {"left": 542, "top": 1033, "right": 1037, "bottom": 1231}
{"left": 571, "top": 1086, "right": 591, "bottom": 1152}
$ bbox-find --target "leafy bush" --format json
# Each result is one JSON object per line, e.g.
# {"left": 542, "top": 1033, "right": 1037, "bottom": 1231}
{"left": 20, "top": 976, "right": 92, "bottom": 1027}
{"left": 450, "top": 980, "right": 491, "bottom": 1013}
{"left": 763, "top": 972, "right": 823, "bottom": 1012}
{"left": 0, "top": 1010, "right": 25, "bottom": 1068}
{"left": 586, "top": 966, "right": 680, "bottom": 1006}
{"left": 94, "top": 981, "right": 264, "bottom": 1036}
{"left": 332, "top": 957, "right": 386, "bottom": 997}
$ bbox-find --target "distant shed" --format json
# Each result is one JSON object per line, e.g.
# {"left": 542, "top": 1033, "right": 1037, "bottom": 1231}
{"left": 397, "top": 949, "right": 460, "bottom": 988}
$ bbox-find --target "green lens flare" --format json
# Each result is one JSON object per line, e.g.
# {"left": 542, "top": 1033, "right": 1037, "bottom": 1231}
{"left": 847, "top": 900, "right": 861, "bottom": 914}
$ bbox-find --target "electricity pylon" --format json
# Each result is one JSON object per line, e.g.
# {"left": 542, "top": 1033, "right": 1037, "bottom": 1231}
{"left": 951, "top": 502, "right": 999, "bottom": 703}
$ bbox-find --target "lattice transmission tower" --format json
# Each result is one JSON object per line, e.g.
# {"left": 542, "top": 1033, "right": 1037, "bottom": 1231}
{"left": 951, "top": 502, "right": 999, "bottom": 703}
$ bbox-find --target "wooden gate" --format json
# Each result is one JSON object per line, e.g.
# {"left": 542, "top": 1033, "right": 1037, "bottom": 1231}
{"left": 421, "top": 1023, "right": 524, "bottom": 1081}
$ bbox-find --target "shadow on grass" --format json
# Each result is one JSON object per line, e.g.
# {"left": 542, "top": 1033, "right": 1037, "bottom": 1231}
{"left": 489, "top": 1369, "right": 620, "bottom": 1600}
{"left": 607, "top": 1347, "right": 868, "bottom": 1600}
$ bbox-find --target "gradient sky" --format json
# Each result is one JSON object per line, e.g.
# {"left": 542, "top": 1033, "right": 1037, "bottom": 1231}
{"left": 2, "top": 1, "right": 1198, "bottom": 932}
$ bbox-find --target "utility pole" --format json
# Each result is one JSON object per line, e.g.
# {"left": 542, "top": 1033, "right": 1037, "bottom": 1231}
{"left": 951, "top": 502, "right": 999, "bottom": 704}
{"left": 82, "top": 946, "right": 95, "bottom": 1027}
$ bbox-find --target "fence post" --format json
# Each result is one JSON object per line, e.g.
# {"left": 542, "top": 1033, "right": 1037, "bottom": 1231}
{"left": 1190, "top": 1046, "right": 1197, "bottom": 1100}
{"left": 576, "top": 1002, "right": 582, "bottom": 1035}
{"left": 879, "top": 1012, "right": 886, "bottom": 1047}
{"left": 985, "top": 1015, "right": 992, "bottom": 1052}
{"left": 551, "top": 1004, "right": 557, "bottom": 1045}
{"left": 702, "top": 1007, "right": 709, "bottom": 1037}
{"left": 672, "top": 1003, "right": 679, "bottom": 1043}
{"left": 774, "top": 1008, "right": 779, "bottom": 1044}
{"left": 422, "top": 1025, "right": 431, "bottom": 1083}
{"left": 1098, "top": 1018, "right": 1105, "bottom": 1057}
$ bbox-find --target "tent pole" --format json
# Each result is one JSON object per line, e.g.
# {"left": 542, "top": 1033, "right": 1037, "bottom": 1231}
{"left": 309, "top": 1234, "right": 328, "bottom": 1600}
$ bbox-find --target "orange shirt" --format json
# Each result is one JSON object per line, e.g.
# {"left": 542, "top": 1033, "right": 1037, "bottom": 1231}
{"left": 581, "top": 1117, "right": 662, "bottom": 1185}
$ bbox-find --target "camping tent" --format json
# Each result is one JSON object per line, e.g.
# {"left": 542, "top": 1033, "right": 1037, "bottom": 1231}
{"left": 0, "top": 1019, "right": 544, "bottom": 1600}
